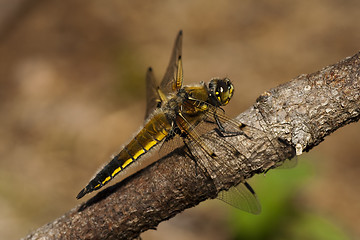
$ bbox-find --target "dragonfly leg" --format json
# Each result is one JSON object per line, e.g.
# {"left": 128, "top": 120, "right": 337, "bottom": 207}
{"left": 243, "top": 181, "right": 256, "bottom": 195}
{"left": 183, "top": 140, "right": 200, "bottom": 175}
{"left": 213, "top": 113, "right": 251, "bottom": 139}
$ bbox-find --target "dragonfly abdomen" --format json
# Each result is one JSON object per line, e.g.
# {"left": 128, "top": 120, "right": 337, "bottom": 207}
{"left": 76, "top": 113, "right": 172, "bottom": 199}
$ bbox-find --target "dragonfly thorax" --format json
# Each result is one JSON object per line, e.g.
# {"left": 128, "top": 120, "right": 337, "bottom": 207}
{"left": 208, "top": 78, "right": 234, "bottom": 106}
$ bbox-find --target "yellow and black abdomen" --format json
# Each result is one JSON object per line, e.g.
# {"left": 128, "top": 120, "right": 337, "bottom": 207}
{"left": 77, "top": 113, "right": 172, "bottom": 199}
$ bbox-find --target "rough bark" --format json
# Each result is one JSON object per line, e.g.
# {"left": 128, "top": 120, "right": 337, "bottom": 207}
{"left": 23, "top": 52, "right": 360, "bottom": 240}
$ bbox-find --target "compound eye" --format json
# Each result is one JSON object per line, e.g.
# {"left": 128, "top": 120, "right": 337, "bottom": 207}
{"left": 209, "top": 78, "right": 234, "bottom": 106}
{"left": 218, "top": 80, "right": 234, "bottom": 106}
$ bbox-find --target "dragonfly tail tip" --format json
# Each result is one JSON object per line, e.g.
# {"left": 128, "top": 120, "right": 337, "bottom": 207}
{"left": 76, "top": 188, "right": 88, "bottom": 199}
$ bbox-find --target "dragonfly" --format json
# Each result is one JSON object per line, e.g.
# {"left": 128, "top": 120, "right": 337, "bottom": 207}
{"left": 76, "top": 31, "right": 262, "bottom": 214}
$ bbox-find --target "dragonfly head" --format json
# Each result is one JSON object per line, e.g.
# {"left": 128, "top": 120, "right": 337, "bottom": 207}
{"left": 208, "top": 78, "right": 234, "bottom": 106}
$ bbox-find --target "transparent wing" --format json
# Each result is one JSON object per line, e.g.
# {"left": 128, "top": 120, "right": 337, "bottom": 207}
{"left": 175, "top": 109, "right": 262, "bottom": 214}
{"left": 159, "top": 30, "right": 183, "bottom": 95}
{"left": 182, "top": 123, "right": 262, "bottom": 215}
{"left": 217, "top": 181, "right": 261, "bottom": 214}
{"left": 158, "top": 130, "right": 185, "bottom": 159}
{"left": 144, "top": 30, "right": 183, "bottom": 120}
{"left": 254, "top": 104, "right": 297, "bottom": 171}
{"left": 144, "top": 67, "right": 161, "bottom": 120}
{"left": 203, "top": 102, "right": 297, "bottom": 168}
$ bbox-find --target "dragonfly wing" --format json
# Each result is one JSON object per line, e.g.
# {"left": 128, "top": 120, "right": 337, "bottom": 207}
{"left": 202, "top": 103, "right": 293, "bottom": 165}
{"left": 181, "top": 124, "right": 262, "bottom": 215}
{"left": 175, "top": 102, "right": 264, "bottom": 214}
{"left": 145, "top": 30, "right": 183, "bottom": 120}
{"left": 217, "top": 181, "right": 261, "bottom": 214}
{"left": 159, "top": 30, "right": 183, "bottom": 95}
{"left": 144, "top": 67, "right": 162, "bottom": 120}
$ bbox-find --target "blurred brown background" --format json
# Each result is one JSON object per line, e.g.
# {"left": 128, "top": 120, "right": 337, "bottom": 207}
{"left": 0, "top": 0, "right": 359, "bottom": 239}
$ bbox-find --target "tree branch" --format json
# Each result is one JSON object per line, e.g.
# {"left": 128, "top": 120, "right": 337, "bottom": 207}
{"left": 23, "top": 52, "right": 360, "bottom": 240}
